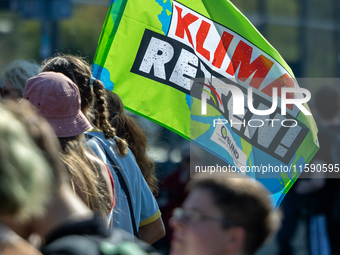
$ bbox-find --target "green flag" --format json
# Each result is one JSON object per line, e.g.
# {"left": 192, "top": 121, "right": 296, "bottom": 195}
{"left": 93, "top": 0, "right": 319, "bottom": 208}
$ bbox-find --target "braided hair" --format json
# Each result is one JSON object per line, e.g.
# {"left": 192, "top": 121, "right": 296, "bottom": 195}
{"left": 41, "top": 54, "right": 128, "bottom": 156}
{"left": 92, "top": 89, "right": 159, "bottom": 195}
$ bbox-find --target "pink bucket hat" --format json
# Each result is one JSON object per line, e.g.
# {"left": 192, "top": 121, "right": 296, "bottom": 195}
{"left": 23, "top": 72, "right": 92, "bottom": 138}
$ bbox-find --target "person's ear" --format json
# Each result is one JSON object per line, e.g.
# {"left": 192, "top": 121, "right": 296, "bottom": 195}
{"left": 224, "top": 227, "right": 246, "bottom": 253}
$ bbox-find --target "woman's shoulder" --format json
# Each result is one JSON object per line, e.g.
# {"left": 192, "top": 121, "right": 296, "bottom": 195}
{"left": 85, "top": 151, "right": 106, "bottom": 168}
{"left": 85, "top": 130, "right": 117, "bottom": 146}
{"left": 85, "top": 131, "right": 139, "bottom": 170}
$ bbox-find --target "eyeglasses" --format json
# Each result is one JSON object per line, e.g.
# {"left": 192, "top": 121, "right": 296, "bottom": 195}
{"left": 172, "top": 207, "right": 238, "bottom": 228}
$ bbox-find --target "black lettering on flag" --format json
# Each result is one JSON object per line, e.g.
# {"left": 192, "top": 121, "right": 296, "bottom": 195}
{"left": 131, "top": 29, "right": 308, "bottom": 164}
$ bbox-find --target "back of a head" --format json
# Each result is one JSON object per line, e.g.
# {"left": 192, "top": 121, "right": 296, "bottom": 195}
{"left": 2, "top": 60, "right": 40, "bottom": 96}
{"left": 0, "top": 102, "right": 53, "bottom": 221}
{"left": 104, "top": 89, "right": 124, "bottom": 116}
{"left": 41, "top": 55, "right": 93, "bottom": 112}
{"left": 23, "top": 72, "right": 110, "bottom": 213}
{"left": 101, "top": 89, "right": 158, "bottom": 194}
{"left": 23, "top": 72, "right": 92, "bottom": 138}
{"left": 98, "top": 89, "right": 127, "bottom": 140}
{"left": 92, "top": 89, "right": 124, "bottom": 136}
{"left": 3, "top": 100, "right": 64, "bottom": 187}
{"left": 41, "top": 55, "right": 128, "bottom": 156}
{"left": 188, "top": 173, "right": 279, "bottom": 255}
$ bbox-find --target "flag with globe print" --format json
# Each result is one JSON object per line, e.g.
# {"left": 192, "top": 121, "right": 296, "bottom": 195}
{"left": 93, "top": 0, "right": 319, "bottom": 208}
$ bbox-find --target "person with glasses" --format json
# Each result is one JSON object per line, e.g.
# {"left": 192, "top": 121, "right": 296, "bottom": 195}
{"left": 169, "top": 173, "right": 280, "bottom": 255}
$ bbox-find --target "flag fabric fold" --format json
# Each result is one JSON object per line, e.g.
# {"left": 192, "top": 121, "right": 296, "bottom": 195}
{"left": 93, "top": 0, "right": 319, "bottom": 208}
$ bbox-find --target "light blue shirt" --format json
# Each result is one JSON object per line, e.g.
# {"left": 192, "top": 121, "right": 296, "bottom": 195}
{"left": 85, "top": 131, "right": 161, "bottom": 236}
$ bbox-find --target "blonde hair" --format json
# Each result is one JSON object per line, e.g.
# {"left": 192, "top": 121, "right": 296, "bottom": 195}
{"left": 0, "top": 103, "right": 52, "bottom": 221}
{"left": 58, "top": 135, "right": 110, "bottom": 215}
{"left": 2, "top": 60, "right": 40, "bottom": 95}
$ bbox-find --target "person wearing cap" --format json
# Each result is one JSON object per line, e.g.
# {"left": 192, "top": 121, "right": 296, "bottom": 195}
{"left": 169, "top": 173, "right": 280, "bottom": 255}
{"left": 0, "top": 100, "right": 161, "bottom": 255}
{"left": 23, "top": 72, "right": 115, "bottom": 222}
{"left": 41, "top": 54, "right": 165, "bottom": 244}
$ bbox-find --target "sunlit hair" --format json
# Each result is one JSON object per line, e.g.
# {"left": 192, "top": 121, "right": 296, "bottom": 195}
{"left": 0, "top": 101, "right": 52, "bottom": 221}
{"left": 14, "top": 98, "right": 110, "bottom": 215}
{"left": 188, "top": 173, "right": 281, "bottom": 255}
{"left": 2, "top": 60, "right": 40, "bottom": 95}
{"left": 94, "top": 89, "right": 158, "bottom": 195}
{"left": 41, "top": 54, "right": 128, "bottom": 156}
{"left": 58, "top": 135, "right": 110, "bottom": 214}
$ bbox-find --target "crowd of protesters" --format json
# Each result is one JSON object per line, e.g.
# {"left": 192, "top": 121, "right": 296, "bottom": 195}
{"left": 0, "top": 56, "right": 280, "bottom": 255}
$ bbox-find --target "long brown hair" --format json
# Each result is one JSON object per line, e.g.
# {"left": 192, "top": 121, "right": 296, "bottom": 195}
{"left": 2, "top": 101, "right": 109, "bottom": 218}
{"left": 41, "top": 54, "right": 127, "bottom": 156}
{"left": 9, "top": 100, "right": 110, "bottom": 214}
{"left": 99, "top": 90, "right": 159, "bottom": 195}
{"left": 58, "top": 135, "right": 110, "bottom": 214}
